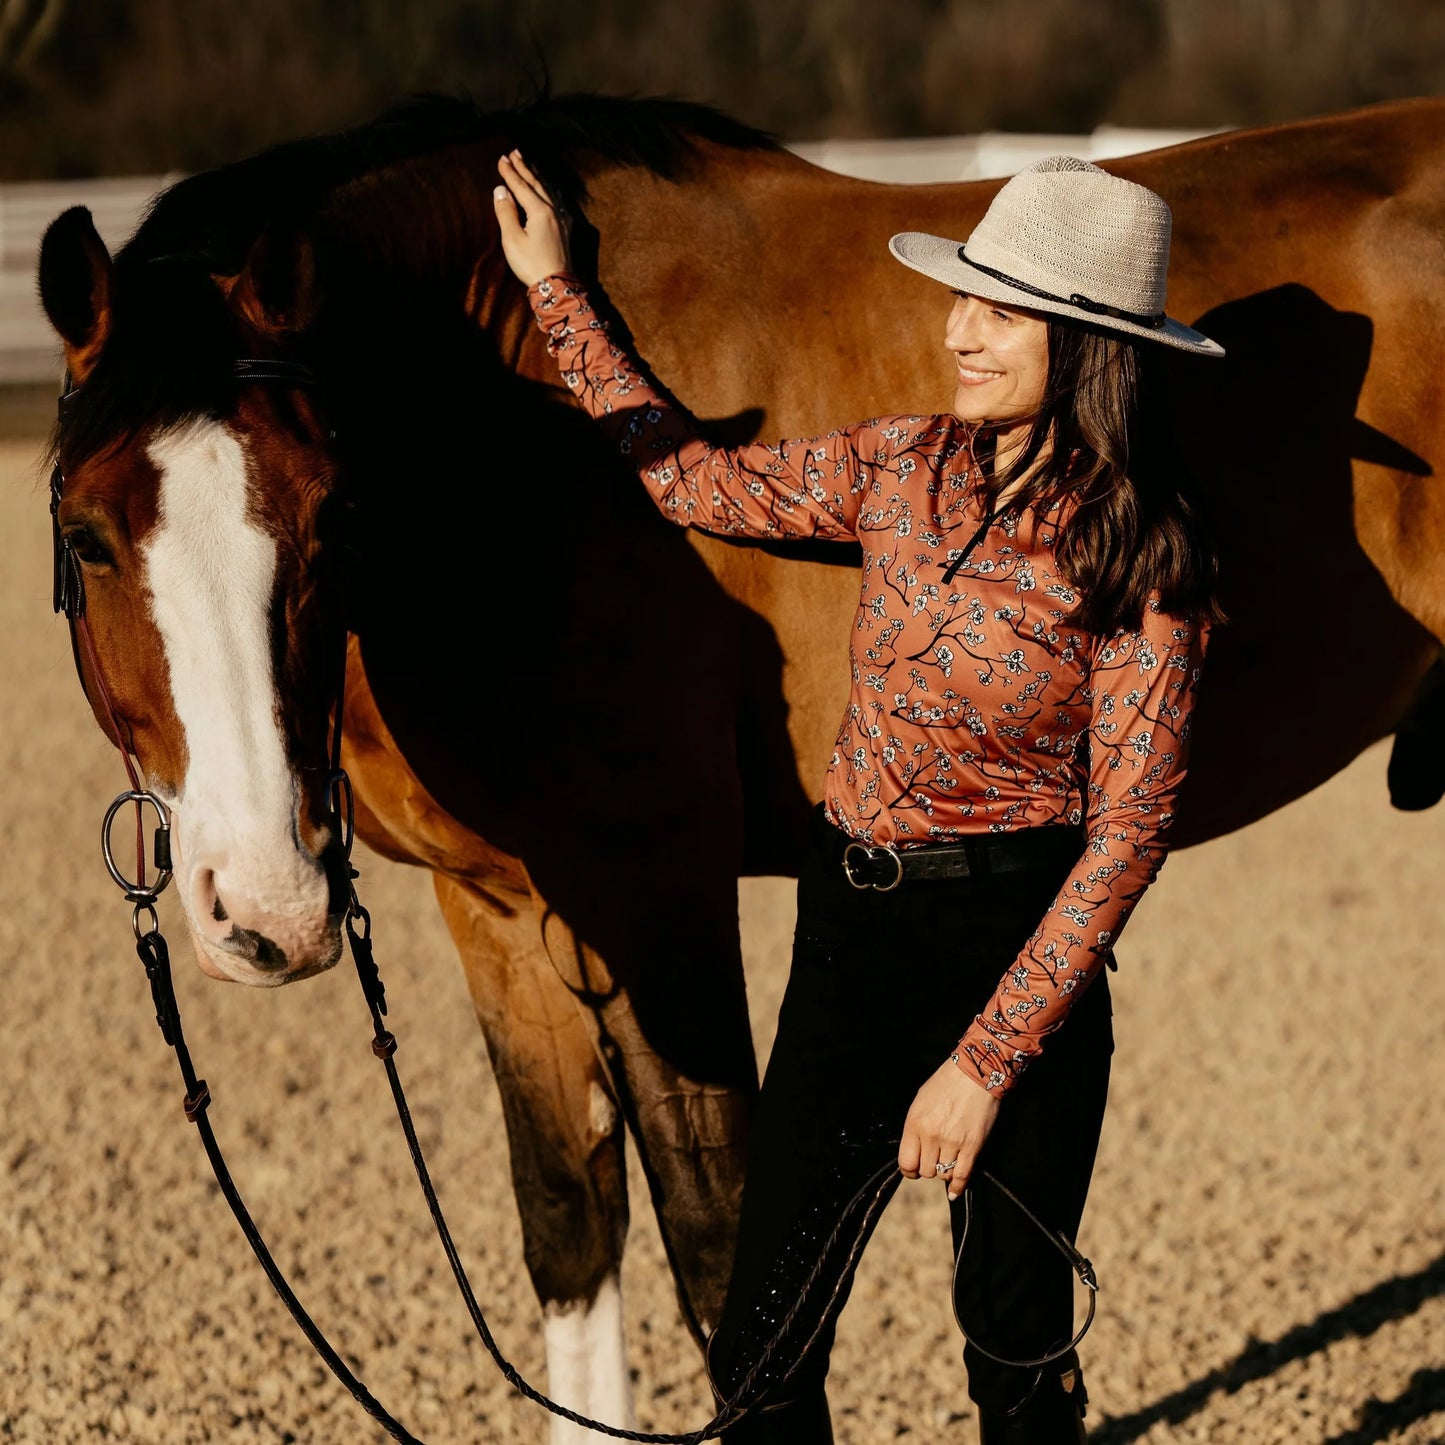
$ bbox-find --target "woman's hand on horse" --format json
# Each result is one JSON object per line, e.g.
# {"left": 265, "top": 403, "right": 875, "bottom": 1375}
{"left": 494, "top": 150, "right": 573, "bottom": 286}
{"left": 899, "top": 1059, "right": 1001, "bottom": 1202}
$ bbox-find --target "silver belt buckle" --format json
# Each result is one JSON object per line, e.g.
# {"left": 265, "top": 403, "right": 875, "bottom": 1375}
{"left": 842, "top": 840, "right": 905, "bottom": 892}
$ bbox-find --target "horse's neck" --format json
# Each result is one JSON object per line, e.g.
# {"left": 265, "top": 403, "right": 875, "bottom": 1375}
{"left": 315, "top": 141, "right": 537, "bottom": 457}
{"left": 319, "top": 141, "right": 504, "bottom": 297}
{"left": 323, "top": 136, "right": 996, "bottom": 468}
{"left": 322, "top": 133, "right": 994, "bottom": 419}
{"left": 570, "top": 150, "right": 993, "bottom": 432}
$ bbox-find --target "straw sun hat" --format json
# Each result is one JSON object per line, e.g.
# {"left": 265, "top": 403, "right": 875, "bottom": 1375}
{"left": 889, "top": 155, "right": 1224, "bottom": 357}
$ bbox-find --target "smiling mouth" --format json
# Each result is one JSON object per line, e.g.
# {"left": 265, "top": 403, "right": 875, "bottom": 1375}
{"left": 956, "top": 363, "right": 1004, "bottom": 384}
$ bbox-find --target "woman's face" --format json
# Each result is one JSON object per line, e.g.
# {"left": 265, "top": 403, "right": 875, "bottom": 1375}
{"left": 944, "top": 292, "right": 1050, "bottom": 426}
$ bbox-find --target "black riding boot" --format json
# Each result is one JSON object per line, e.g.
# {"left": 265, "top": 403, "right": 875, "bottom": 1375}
{"left": 975, "top": 1359, "right": 1088, "bottom": 1444}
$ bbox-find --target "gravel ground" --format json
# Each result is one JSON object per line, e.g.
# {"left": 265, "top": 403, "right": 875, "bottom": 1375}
{"left": 3, "top": 432, "right": 1443, "bottom": 1444}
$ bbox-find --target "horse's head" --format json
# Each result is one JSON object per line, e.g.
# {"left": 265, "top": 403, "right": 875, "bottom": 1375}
{"left": 40, "top": 205, "right": 351, "bottom": 985}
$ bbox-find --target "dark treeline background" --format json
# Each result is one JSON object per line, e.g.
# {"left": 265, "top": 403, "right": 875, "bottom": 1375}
{"left": 2, "top": 0, "right": 1444, "bottom": 178}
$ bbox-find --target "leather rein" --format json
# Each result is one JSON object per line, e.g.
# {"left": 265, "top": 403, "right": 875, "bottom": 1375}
{"left": 49, "top": 364, "right": 1098, "bottom": 1441}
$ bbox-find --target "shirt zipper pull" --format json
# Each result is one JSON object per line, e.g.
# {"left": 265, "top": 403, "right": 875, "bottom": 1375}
{"left": 940, "top": 505, "right": 1003, "bottom": 584}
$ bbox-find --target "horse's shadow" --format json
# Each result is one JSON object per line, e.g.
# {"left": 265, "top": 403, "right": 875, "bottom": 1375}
{"left": 1093, "top": 1246, "right": 1445, "bottom": 1443}
{"left": 1159, "top": 283, "right": 1435, "bottom": 845}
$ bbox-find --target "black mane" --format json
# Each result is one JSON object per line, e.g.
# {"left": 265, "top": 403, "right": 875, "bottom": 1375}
{"left": 53, "top": 91, "right": 775, "bottom": 468}
{"left": 128, "top": 91, "right": 775, "bottom": 275}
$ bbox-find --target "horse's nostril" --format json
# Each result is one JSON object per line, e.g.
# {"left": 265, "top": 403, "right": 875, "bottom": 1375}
{"left": 187, "top": 855, "right": 335, "bottom": 976}
{"left": 193, "top": 868, "right": 226, "bottom": 936}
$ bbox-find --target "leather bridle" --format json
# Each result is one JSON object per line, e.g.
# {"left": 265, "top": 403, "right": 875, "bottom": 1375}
{"left": 49, "top": 364, "right": 1099, "bottom": 1441}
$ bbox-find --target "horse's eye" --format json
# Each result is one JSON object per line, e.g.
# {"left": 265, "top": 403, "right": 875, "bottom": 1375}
{"left": 314, "top": 489, "right": 354, "bottom": 547}
{"left": 64, "top": 526, "right": 114, "bottom": 568}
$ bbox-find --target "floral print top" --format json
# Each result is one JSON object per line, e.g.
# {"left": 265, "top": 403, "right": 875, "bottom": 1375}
{"left": 527, "top": 273, "right": 1208, "bottom": 1095}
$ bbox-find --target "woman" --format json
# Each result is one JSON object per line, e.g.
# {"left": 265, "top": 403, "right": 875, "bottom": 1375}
{"left": 493, "top": 150, "right": 1223, "bottom": 1444}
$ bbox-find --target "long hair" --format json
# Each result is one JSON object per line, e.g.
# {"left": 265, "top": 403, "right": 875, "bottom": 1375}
{"left": 975, "top": 320, "right": 1224, "bottom": 635}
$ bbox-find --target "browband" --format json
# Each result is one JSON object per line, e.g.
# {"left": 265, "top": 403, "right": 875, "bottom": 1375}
{"left": 230, "top": 358, "right": 319, "bottom": 387}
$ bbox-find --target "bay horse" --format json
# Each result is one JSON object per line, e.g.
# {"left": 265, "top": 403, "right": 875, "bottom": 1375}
{"left": 37, "top": 93, "right": 1445, "bottom": 1438}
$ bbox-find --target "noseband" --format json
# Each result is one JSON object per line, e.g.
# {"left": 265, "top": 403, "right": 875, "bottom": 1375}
{"left": 53, "top": 362, "right": 1098, "bottom": 1442}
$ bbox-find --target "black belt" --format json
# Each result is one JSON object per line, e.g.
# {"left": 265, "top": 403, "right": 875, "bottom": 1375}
{"left": 812, "top": 807, "right": 1086, "bottom": 892}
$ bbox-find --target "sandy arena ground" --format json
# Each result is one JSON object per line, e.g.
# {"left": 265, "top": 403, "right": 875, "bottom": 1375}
{"left": 2, "top": 419, "right": 1443, "bottom": 1444}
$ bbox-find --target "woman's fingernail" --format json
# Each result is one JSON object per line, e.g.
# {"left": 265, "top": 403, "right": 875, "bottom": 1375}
{"left": 493, "top": 186, "right": 507, "bottom": 198}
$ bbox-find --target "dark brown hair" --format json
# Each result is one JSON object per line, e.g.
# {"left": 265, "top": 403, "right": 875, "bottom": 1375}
{"left": 976, "top": 320, "right": 1224, "bottom": 636}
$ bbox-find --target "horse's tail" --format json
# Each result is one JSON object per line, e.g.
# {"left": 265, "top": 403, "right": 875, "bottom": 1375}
{"left": 1388, "top": 650, "right": 1445, "bottom": 809}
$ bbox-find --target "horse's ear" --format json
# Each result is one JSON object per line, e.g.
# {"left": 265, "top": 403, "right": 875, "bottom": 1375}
{"left": 38, "top": 206, "right": 114, "bottom": 383}
{"left": 217, "top": 224, "right": 317, "bottom": 335}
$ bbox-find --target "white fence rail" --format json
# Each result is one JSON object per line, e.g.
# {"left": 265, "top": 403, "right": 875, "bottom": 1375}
{"left": 1, "top": 127, "right": 1212, "bottom": 386}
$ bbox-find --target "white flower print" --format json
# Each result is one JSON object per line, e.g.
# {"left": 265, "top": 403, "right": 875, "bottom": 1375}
{"left": 531, "top": 276, "right": 1207, "bottom": 1099}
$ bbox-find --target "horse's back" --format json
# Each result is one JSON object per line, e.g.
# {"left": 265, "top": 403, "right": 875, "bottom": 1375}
{"left": 630, "top": 104, "right": 1445, "bottom": 849}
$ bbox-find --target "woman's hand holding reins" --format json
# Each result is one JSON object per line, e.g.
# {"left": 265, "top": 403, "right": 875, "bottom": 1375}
{"left": 899, "top": 1060, "right": 1001, "bottom": 1201}
{"left": 494, "top": 150, "right": 573, "bottom": 286}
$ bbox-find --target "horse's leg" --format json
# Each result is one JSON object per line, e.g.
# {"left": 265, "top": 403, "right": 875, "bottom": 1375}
{"left": 432, "top": 873, "right": 636, "bottom": 1442}
{"left": 1388, "top": 650, "right": 1445, "bottom": 810}
{"left": 526, "top": 861, "right": 759, "bottom": 1350}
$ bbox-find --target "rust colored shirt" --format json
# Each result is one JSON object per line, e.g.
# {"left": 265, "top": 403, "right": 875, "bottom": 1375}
{"left": 528, "top": 273, "right": 1208, "bottom": 1095}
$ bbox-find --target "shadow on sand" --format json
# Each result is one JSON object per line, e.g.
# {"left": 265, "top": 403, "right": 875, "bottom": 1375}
{"left": 1094, "top": 1249, "right": 1445, "bottom": 1443}
{"left": 1318, "top": 1367, "right": 1445, "bottom": 1445}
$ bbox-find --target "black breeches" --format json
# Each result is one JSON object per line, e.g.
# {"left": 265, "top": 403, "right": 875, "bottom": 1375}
{"left": 707, "top": 809, "right": 1113, "bottom": 1441}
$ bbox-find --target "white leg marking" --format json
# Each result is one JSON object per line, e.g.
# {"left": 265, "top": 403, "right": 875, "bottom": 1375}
{"left": 543, "top": 1274, "right": 635, "bottom": 1444}
{"left": 588, "top": 1081, "right": 618, "bottom": 1140}
{"left": 143, "top": 418, "right": 334, "bottom": 979}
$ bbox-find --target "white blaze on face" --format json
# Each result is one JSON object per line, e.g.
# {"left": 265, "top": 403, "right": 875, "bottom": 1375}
{"left": 542, "top": 1275, "right": 635, "bottom": 1444}
{"left": 143, "top": 417, "right": 337, "bottom": 982}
